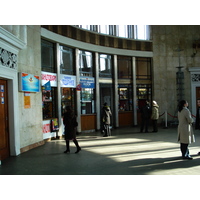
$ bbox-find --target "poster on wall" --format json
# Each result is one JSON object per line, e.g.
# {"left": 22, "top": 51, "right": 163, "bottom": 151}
{"left": 24, "top": 92, "right": 31, "bottom": 108}
{"left": 18, "top": 72, "right": 40, "bottom": 92}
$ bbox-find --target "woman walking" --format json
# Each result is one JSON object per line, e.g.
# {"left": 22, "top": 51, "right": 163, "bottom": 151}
{"left": 63, "top": 106, "right": 81, "bottom": 154}
{"left": 177, "top": 100, "right": 195, "bottom": 160}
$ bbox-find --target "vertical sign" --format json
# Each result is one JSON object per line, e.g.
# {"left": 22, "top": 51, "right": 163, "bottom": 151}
{"left": 24, "top": 92, "right": 31, "bottom": 108}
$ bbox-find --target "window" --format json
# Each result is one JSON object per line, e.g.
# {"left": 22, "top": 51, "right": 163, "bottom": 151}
{"left": 117, "top": 25, "right": 127, "bottom": 38}
{"left": 76, "top": 25, "right": 150, "bottom": 40}
{"left": 60, "top": 46, "right": 74, "bottom": 75}
{"left": 81, "top": 88, "right": 95, "bottom": 114}
{"left": 79, "top": 50, "right": 93, "bottom": 77}
{"left": 137, "top": 84, "right": 152, "bottom": 109}
{"left": 136, "top": 57, "right": 151, "bottom": 80}
{"left": 99, "top": 54, "right": 112, "bottom": 78}
{"left": 118, "top": 85, "right": 133, "bottom": 111}
{"left": 117, "top": 56, "right": 132, "bottom": 79}
{"left": 42, "top": 87, "right": 57, "bottom": 119}
{"left": 61, "top": 88, "right": 75, "bottom": 116}
{"left": 41, "top": 39, "right": 56, "bottom": 72}
{"left": 134, "top": 25, "right": 150, "bottom": 40}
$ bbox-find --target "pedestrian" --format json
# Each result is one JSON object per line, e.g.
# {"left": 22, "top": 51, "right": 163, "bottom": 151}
{"left": 140, "top": 100, "right": 151, "bottom": 133}
{"left": 151, "top": 100, "right": 159, "bottom": 132}
{"left": 177, "top": 100, "right": 195, "bottom": 160}
{"left": 102, "top": 102, "right": 112, "bottom": 137}
{"left": 195, "top": 99, "right": 200, "bottom": 130}
{"left": 63, "top": 106, "right": 81, "bottom": 154}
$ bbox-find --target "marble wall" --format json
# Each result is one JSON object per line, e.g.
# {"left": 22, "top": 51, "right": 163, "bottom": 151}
{"left": 1, "top": 25, "right": 43, "bottom": 149}
{"left": 152, "top": 25, "right": 200, "bottom": 120}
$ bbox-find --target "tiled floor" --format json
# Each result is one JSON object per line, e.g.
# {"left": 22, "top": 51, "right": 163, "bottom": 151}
{"left": 1, "top": 126, "right": 200, "bottom": 175}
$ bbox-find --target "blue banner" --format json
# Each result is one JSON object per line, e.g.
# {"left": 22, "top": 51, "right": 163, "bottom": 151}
{"left": 80, "top": 77, "right": 95, "bottom": 88}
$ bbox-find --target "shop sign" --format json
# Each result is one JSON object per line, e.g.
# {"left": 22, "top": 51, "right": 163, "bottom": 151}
{"left": 80, "top": 76, "right": 95, "bottom": 88}
{"left": 41, "top": 71, "right": 57, "bottom": 87}
{"left": 60, "top": 74, "right": 76, "bottom": 88}
{"left": 42, "top": 121, "right": 51, "bottom": 134}
{"left": 18, "top": 72, "right": 40, "bottom": 92}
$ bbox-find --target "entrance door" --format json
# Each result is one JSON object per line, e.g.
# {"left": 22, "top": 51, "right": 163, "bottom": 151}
{"left": 0, "top": 79, "right": 9, "bottom": 160}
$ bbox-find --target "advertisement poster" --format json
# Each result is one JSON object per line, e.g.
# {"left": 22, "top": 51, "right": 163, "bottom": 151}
{"left": 24, "top": 92, "right": 31, "bottom": 108}
{"left": 19, "top": 72, "right": 40, "bottom": 92}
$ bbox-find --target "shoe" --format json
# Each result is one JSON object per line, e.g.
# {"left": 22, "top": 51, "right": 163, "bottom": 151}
{"left": 182, "top": 156, "right": 193, "bottom": 160}
{"left": 103, "top": 135, "right": 108, "bottom": 137}
{"left": 64, "top": 150, "right": 70, "bottom": 153}
{"left": 75, "top": 147, "right": 81, "bottom": 154}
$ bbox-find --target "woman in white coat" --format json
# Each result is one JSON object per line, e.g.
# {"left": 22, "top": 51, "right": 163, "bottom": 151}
{"left": 178, "top": 100, "right": 195, "bottom": 160}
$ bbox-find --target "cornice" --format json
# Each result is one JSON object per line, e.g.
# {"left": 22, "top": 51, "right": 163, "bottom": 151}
{"left": 0, "top": 26, "right": 26, "bottom": 51}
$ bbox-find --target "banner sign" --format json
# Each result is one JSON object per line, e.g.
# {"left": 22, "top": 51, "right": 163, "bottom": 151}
{"left": 60, "top": 74, "right": 76, "bottom": 88}
{"left": 18, "top": 72, "right": 40, "bottom": 92}
{"left": 80, "top": 76, "right": 95, "bottom": 88}
{"left": 41, "top": 71, "right": 57, "bottom": 87}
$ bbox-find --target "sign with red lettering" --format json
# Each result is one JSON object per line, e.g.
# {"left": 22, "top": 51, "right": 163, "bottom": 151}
{"left": 42, "top": 121, "right": 51, "bottom": 134}
{"left": 41, "top": 71, "right": 57, "bottom": 87}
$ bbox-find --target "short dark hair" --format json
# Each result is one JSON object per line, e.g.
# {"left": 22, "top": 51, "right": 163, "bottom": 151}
{"left": 178, "top": 100, "right": 187, "bottom": 112}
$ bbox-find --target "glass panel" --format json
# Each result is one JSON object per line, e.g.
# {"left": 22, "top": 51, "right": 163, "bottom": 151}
{"left": 76, "top": 25, "right": 150, "bottom": 40}
{"left": 41, "top": 40, "right": 55, "bottom": 72}
{"left": 118, "top": 56, "right": 132, "bottom": 79}
{"left": 61, "top": 88, "right": 75, "bottom": 116}
{"left": 136, "top": 57, "right": 151, "bottom": 79}
{"left": 81, "top": 88, "right": 95, "bottom": 114}
{"left": 137, "top": 84, "right": 152, "bottom": 109}
{"left": 79, "top": 50, "right": 93, "bottom": 77}
{"left": 99, "top": 54, "right": 112, "bottom": 77}
{"left": 118, "top": 85, "right": 133, "bottom": 111}
{"left": 60, "top": 46, "right": 73, "bottom": 75}
{"left": 42, "top": 87, "right": 57, "bottom": 119}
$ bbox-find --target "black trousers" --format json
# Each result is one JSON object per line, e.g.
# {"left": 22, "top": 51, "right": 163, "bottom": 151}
{"left": 152, "top": 120, "right": 158, "bottom": 132}
{"left": 140, "top": 119, "right": 149, "bottom": 132}
{"left": 180, "top": 143, "right": 189, "bottom": 157}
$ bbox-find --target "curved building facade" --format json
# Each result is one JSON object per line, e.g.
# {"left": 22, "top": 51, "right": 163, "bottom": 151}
{"left": 0, "top": 25, "right": 200, "bottom": 161}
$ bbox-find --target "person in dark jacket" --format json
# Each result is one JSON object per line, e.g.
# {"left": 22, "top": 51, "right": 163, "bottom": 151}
{"left": 63, "top": 106, "right": 81, "bottom": 154}
{"left": 102, "top": 102, "right": 112, "bottom": 137}
{"left": 195, "top": 99, "right": 200, "bottom": 130}
{"left": 140, "top": 100, "right": 151, "bottom": 133}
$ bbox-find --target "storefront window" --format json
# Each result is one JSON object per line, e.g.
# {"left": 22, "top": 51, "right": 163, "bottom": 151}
{"left": 117, "top": 56, "right": 132, "bottom": 79}
{"left": 60, "top": 46, "right": 74, "bottom": 75}
{"left": 42, "top": 87, "right": 57, "bottom": 119}
{"left": 79, "top": 50, "right": 93, "bottom": 77}
{"left": 136, "top": 57, "right": 151, "bottom": 80}
{"left": 99, "top": 54, "right": 112, "bottom": 78}
{"left": 41, "top": 40, "right": 56, "bottom": 73}
{"left": 81, "top": 88, "right": 95, "bottom": 114}
{"left": 137, "top": 84, "right": 152, "bottom": 109}
{"left": 61, "top": 88, "right": 75, "bottom": 116}
{"left": 118, "top": 85, "right": 133, "bottom": 111}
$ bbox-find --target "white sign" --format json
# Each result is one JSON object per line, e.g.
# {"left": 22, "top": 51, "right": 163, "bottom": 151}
{"left": 41, "top": 71, "right": 57, "bottom": 87}
{"left": 60, "top": 74, "right": 76, "bottom": 88}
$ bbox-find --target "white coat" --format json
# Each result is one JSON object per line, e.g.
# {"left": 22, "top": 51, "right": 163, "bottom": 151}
{"left": 178, "top": 107, "right": 195, "bottom": 144}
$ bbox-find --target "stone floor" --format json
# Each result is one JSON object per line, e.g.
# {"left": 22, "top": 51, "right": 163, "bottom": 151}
{"left": 1, "top": 126, "right": 200, "bottom": 175}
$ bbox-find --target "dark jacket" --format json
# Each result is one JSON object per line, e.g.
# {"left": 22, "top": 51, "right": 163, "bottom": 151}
{"left": 63, "top": 111, "right": 78, "bottom": 140}
{"left": 195, "top": 107, "right": 200, "bottom": 129}
{"left": 140, "top": 104, "right": 151, "bottom": 119}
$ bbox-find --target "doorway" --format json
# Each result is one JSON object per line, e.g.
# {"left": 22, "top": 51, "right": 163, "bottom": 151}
{"left": 0, "top": 79, "right": 9, "bottom": 160}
